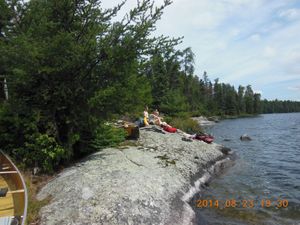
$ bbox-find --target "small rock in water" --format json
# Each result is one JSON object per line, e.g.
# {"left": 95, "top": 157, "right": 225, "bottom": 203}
{"left": 219, "top": 146, "right": 231, "bottom": 155}
{"left": 201, "top": 182, "right": 209, "bottom": 188}
{"left": 240, "top": 134, "right": 252, "bottom": 141}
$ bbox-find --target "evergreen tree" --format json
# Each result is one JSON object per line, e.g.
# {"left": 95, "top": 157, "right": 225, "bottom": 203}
{"left": 224, "top": 84, "right": 238, "bottom": 115}
{"left": 1, "top": 0, "right": 300, "bottom": 172}
{"left": 253, "top": 93, "right": 261, "bottom": 114}
{"left": 181, "top": 47, "right": 195, "bottom": 76}
{"left": 244, "top": 85, "right": 254, "bottom": 114}
{"left": 237, "top": 85, "right": 246, "bottom": 114}
{"left": 0, "top": 0, "right": 175, "bottom": 164}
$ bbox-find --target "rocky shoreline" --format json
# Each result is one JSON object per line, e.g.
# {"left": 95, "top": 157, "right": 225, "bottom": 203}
{"left": 191, "top": 116, "right": 219, "bottom": 127}
{"left": 37, "top": 125, "right": 234, "bottom": 225}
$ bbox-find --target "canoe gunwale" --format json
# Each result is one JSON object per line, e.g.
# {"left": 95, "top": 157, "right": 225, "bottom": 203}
{"left": 0, "top": 150, "right": 28, "bottom": 225}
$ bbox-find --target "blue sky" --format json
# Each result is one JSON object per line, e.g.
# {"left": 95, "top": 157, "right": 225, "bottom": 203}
{"left": 102, "top": 0, "right": 300, "bottom": 101}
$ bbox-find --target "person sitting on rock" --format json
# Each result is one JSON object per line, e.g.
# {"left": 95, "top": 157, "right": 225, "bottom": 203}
{"left": 150, "top": 109, "right": 163, "bottom": 125}
{"left": 143, "top": 106, "right": 149, "bottom": 126}
{"left": 152, "top": 109, "right": 174, "bottom": 129}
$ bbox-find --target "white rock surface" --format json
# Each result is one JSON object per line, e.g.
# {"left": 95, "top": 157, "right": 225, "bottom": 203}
{"left": 37, "top": 126, "right": 232, "bottom": 225}
{"left": 192, "top": 116, "right": 215, "bottom": 126}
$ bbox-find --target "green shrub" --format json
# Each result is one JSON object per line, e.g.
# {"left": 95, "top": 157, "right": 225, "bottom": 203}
{"left": 0, "top": 104, "right": 66, "bottom": 173}
{"left": 90, "top": 123, "right": 126, "bottom": 150}
{"left": 0, "top": 104, "right": 37, "bottom": 156}
{"left": 169, "top": 117, "right": 203, "bottom": 134}
{"left": 173, "top": 111, "right": 190, "bottom": 119}
{"left": 24, "top": 134, "right": 66, "bottom": 173}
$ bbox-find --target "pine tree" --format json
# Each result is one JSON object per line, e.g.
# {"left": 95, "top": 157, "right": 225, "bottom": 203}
{"left": 244, "top": 85, "right": 254, "bottom": 114}
{"left": 237, "top": 85, "right": 246, "bottom": 114}
{"left": 253, "top": 93, "right": 261, "bottom": 114}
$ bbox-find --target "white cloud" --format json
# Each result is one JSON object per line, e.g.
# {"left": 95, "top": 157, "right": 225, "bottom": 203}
{"left": 278, "top": 8, "right": 300, "bottom": 20}
{"left": 101, "top": 0, "right": 300, "bottom": 100}
{"left": 288, "top": 85, "right": 300, "bottom": 91}
{"left": 249, "top": 34, "right": 261, "bottom": 42}
{"left": 254, "top": 90, "right": 263, "bottom": 95}
{"left": 263, "top": 46, "right": 277, "bottom": 58}
{"left": 222, "top": 60, "right": 270, "bottom": 83}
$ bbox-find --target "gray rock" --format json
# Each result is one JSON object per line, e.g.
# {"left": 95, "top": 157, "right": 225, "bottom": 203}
{"left": 223, "top": 138, "right": 231, "bottom": 142}
{"left": 37, "top": 126, "right": 233, "bottom": 225}
{"left": 191, "top": 116, "right": 215, "bottom": 126}
{"left": 219, "top": 146, "right": 232, "bottom": 155}
{"left": 207, "top": 116, "right": 220, "bottom": 123}
{"left": 240, "top": 134, "right": 252, "bottom": 141}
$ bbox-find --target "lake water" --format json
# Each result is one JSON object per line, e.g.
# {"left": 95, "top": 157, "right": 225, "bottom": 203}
{"left": 194, "top": 113, "right": 300, "bottom": 225}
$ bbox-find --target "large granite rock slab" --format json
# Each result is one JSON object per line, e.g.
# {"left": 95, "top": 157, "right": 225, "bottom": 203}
{"left": 37, "top": 126, "right": 233, "bottom": 225}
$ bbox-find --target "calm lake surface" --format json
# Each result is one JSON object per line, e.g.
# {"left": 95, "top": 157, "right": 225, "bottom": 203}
{"left": 195, "top": 113, "right": 300, "bottom": 225}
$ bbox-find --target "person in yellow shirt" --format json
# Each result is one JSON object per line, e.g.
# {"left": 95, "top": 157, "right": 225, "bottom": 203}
{"left": 143, "top": 106, "right": 149, "bottom": 126}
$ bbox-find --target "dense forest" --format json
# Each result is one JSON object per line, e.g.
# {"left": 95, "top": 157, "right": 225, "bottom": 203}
{"left": 0, "top": 0, "right": 299, "bottom": 172}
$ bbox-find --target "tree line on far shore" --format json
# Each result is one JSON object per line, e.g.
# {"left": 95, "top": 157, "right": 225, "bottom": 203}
{"left": 0, "top": 0, "right": 299, "bottom": 172}
{"left": 261, "top": 99, "right": 300, "bottom": 113}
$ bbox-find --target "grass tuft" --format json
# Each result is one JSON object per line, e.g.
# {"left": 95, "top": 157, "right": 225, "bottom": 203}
{"left": 23, "top": 172, "right": 53, "bottom": 225}
{"left": 169, "top": 117, "right": 203, "bottom": 134}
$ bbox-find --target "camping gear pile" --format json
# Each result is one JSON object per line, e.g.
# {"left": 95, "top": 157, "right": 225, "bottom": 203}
{"left": 194, "top": 133, "right": 214, "bottom": 144}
